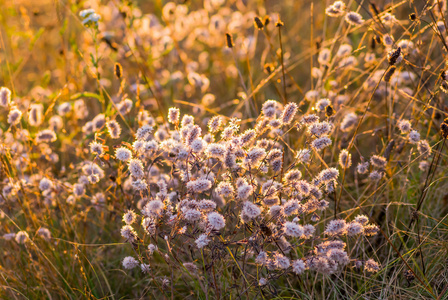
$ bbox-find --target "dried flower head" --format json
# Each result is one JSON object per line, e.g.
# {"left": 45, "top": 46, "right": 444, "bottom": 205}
{"left": 280, "top": 103, "right": 298, "bottom": 125}
{"left": 339, "top": 149, "right": 352, "bottom": 169}
{"left": 284, "top": 221, "right": 304, "bottom": 237}
{"left": 15, "top": 231, "right": 29, "bottom": 244}
{"left": 107, "top": 120, "right": 122, "bottom": 139}
{"left": 345, "top": 12, "right": 364, "bottom": 25}
{"left": 28, "top": 103, "right": 43, "bottom": 127}
{"left": 7, "top": 107, "right": 22, "bottom": 125}
{"left": 388, "top": 47, "right": 403, "bottom": 65}
{"left": 122, "top": 256, "right": 139, "bottom": 270}
{"left": 207, "top": 212, "right": 226, "bottom": 230}
{"left": 357, "top": 161, "right": 369, "bottom": 174}
{"left": 0, "top": 87, "right": 11, "bottom": 107}
{"left": 408, "top": 130, "right": 420, "bottom": 144}
{"left": 364, "top": 259, "right": 380, "bottom": 273}
{"left": 370, "top": 155, "right": 387, "bottom": 168}
{"left": 116, "top": 147, "right": 132, "bottom": 162}
{"left": 168, "top": 108, "right": 180, "bottom": 124}
{"left": 90, "top": 141, "right": 104, "bottom": 156}
{"left": 325, "top": 219, "right": 347, "bottom": 236}
{"left": 123, "top": 210, "right": 137, "bottom": 225}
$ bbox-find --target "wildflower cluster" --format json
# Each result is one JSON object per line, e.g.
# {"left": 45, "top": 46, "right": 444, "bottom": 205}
{"left": 0, "top": 0, "right": 446, "bottom": 298}
{"left": 108, "top": 103, "right": 383, "bottom": 278}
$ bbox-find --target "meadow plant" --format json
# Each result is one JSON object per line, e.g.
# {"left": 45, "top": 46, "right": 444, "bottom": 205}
{"left": 0, "top": 0, "right": 448, "bottom": 299}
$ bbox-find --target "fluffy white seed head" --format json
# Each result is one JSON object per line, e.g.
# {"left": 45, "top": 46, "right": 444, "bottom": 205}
{"left": 397, "top": 120, "right": 412, "bottom": 134}
{"left": 90, "top": 141, "right": 104, "bottom": 156}
{"left": 128, "top": 159, "right": 145, "bottom": 178}
{"left": 207, "top": 212, "right": 226, "bottom": 230}
{"left": 39, "top": 178, "right": 53, "bottom": 191}
{"left": 107, "top": 120, "right": 122, "bottom": 139}
{"left": 37, "top": 228, "right": 52, "bottom": 240}
{"left": 346, "top": 221, "right": 364, "bottom": 236}
{"left": 357, "top": 162, "right": 369, "bottom": 174}
{"left": 142, "top": 200, "right": 165, "bottom": 218}
{"left": 240, "top": 201, "right": 261, "bottom": 223}
{"left": 364, "top": 259, "right": 380, "bottom": 273}
{"left": 15, "top": 231, "right": 29, "bottom": 244}
{"left": 118, "top": 98, "right": 133, "bottom": 115}
{"left": 284, "top": 221, "right": 304, "bottom": 237}
{"left": 318, "top": 168, "right": 339, "bottom": 182}
{"left": 318, "top": 48, "right": 331, "bottom": 65}
{"left": 7, "top": 107, "right": 22, "bottom": 125}
{"left": 121, "top": 225, "right": 137, "bottom": 242}
{"left": 187, "top": 179, "right": 212, "bottom": 193}
{"left": 280, "top": 103, "right": 298, "bottom": 125}
{"left": 36, "top": 129, "right": 57, "bottom": 143}
{"left": 123, "top": 210, "right": 137, "bottom": 225}
{"left": 115, "top": 147, "right": 132, "bottom": 161}
{"left": 408, "top": 130, "right": 420, "bottom": 144}
{"left": 168, "top": 107, "right": 180, "bottom": 124}
{"left": 148, "top": 244, "right": 158, "bottom": 254}
{"left": 292, "top": 259, "right": 306, "bottom": 274}
{"left": 325, "top": 219, "right": 347, "bottom": 236}
{"left": 311, "top": 136, "right": 332, "bottom": 151}
{"left": 296, "top": 149, "right": 312, "bottom": 164}
{"left": 370, "top": 155, "right": 387, "bottom": 168}
{"left": 417, "top": 140, "right": 431, "bottom": 157}
{"left": 341, "top": 113, "right": 357, "bottom": 132}
{"left": 262, "top": 100, "right": 280, "bottom": 119}
{"left": 208, "top": 116, "right": 222, "bottom": 133}
{"left": 345, "top": 11, "right": 364, "bottom": 25}
{"left": 369, "top": 170, "right": 384, "bottom": 181}
{"left": 0, "top": 87, "right": 11, "bottom": 107}
{"left": 122, "top": 256, "right": 139, "bottom": 270}
{"left": 195, "top": 234, "right": 210, "bottom": 249}
{"left": 339, "top": 149, "right": 352, "bottom": 169}
{"left": 28, "top": 103, "right": 43, "bottom": 127}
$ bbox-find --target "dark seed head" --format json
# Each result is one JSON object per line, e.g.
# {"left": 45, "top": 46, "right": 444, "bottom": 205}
{"left": 114, "top": 63, "right": 123, "bottom": 79}
{"left": 264, "top": 16, "right": 271, "bottom": 26}
{"left": 441, "top": 121, "right": 448, "bottom": 138}
{"left": 254, "top": 17, "right": 264, "bottom": 30}
{"left": 325, "top": 105, "right": 335, "bottom": 118}
{"left": 264, "top": 63, "right": 274, "bottom": 74}
{"left": 404, "top": 269, "right": 415, "bottom": 282}
{"left": 441, "top": 81, "right": 448, "bottom": 94}
{"left": 384, "top": 66, "right": 396, "bottom": 82}
{"left": 388, "top": 47, "right": 402, "bottom": 65}
{"left": 375, "top": 35, "right": 381, "bottom": 44}
{"left": 275, "top": 19, "right": 284, "bottom": 27}
{"left": 370, "top": 36, "right": 376, "bottom": 50}
{"left": 225, "top": 33, "right": 234, "bottom": 48}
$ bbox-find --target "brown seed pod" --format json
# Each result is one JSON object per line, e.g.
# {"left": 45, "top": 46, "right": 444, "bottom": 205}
{"left": 225, "top": 33, "right": 234, "bottom": 48}
{"left": 264, "top": 16, "right": 271, "bottom": 26}
{"left": 264, "top": 63, "right": 275, "bottom": 74}
{"left": 114, "top": 62, "right": 123, "bottom": 79}
{"left": 388, "top": 47, "right": 402, "bottom": 65}
{"left": 275, "top": 19, "right": 284, "bottom": 27}
{"left": 384, "top": 66, "right": 396, "bottom": 82}
{"left": 325, "top": 105, "right": 335, "bottom": 118}
{"left": 441, "top": 121, "right": 448, "bottom": 138}
{"left": 254, "top": 17, "right": 264, "bottom": 30}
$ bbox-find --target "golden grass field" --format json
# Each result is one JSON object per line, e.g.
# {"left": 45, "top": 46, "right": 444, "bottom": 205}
{"left": 0, "top": 0, "right": 448, "bottom": 299}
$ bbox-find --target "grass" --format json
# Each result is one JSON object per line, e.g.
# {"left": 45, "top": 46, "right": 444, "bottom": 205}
{"left": 0, "top": 0, "right": 448, "bottom": 299}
